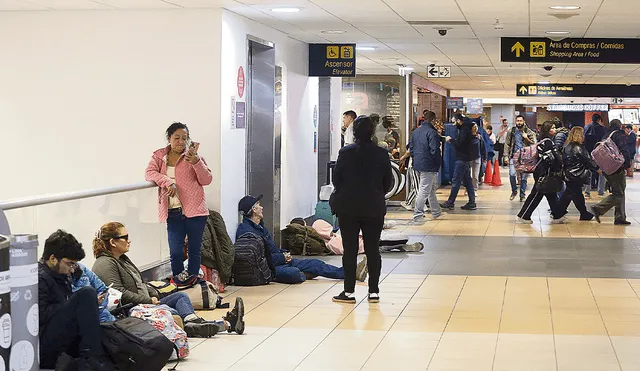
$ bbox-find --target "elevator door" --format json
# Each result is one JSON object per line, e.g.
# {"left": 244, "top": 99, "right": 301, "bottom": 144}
{"left": 246, "top": 39, "right": 278, "bottom": 236}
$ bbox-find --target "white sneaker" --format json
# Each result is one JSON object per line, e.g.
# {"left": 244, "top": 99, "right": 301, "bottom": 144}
{"left": 432, "top": 212, "right": 447, "bottom": 219}
{"left": 400, "top": 201, "right": 413, "bottom": 211}
{"left": 517, "top": 217, "right": 533, "bottom": 224}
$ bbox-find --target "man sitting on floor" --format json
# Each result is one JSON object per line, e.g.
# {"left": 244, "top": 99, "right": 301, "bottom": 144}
{"left": 236, "top": 194, "right": 368, "bottom": 284}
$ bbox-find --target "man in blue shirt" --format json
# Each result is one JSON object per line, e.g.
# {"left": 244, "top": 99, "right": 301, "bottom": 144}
{"left": 504, "top": 115, "right": 536, "bottom": 202}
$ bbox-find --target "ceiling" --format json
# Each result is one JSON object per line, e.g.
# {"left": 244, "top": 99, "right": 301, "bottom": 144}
{"left": 3, "top": 0, "right": 640, "bottom": 100}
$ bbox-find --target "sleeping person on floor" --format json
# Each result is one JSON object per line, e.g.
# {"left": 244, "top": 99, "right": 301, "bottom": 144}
{"left": 236, "top": 194, "right": 369, "bottom": 284}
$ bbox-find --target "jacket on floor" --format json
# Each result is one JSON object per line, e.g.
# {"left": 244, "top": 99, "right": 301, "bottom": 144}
{"left": 331, "top": 141, "right": 392, "bottom": 218}
{"left": 236, "top": 217, "right": 287, "bottom": 267}
{"left": 145, "top": 146, "right": 213, "bottom": 222}
{"left": 201, "top": 209, "right": 235, "bottom": 283}
{"left": 562, "top": 142, "right": 598, "bottom": 183}
{"left": 38, "top": 261, "right": 73, "bottom": 328}
{"left": 410, "top": 121, "right": 442, "bottom": 173}
{"left": 93, "top": 251, "right": 155, "bottom": 306}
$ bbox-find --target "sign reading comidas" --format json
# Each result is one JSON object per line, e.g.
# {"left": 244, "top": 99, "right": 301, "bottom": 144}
{"left": 309, "top": 44, "right": 356, "bottom": 77}
{"left": 517, "top": 84, "right": 640, "bottom": 98}
{"left": 502, "top": 37, "right": 640, "bottom": 63}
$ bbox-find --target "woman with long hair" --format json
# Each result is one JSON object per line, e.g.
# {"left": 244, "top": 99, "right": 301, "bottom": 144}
{"left": 517, "top": 121, "right": 564, "bottom": 224}
{"left": 556, "top": 127, "right": 600, "bottom": 221}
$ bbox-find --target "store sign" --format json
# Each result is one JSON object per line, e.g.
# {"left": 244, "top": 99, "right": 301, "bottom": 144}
{"left": 309, "top": 44, "right": 356, "bottom": 77}
{"left": 466, "top": 99, "right": 483, "bottom": 114}
{"left": 446, "top": 97, "right": 464, "bottom": 109}
{"left": 547, "top": 104, "right": 610, "bottom": 112}
{"left": 501, "top": 37, "right": 640, "bottom": 64}
{"left": 517, "top": 83, "right": 640, "bottom": 98}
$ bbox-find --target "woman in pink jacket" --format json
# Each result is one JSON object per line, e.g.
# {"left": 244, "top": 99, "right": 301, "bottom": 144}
{"left": 145, "top": 122, "right": 213, "bottom": 287}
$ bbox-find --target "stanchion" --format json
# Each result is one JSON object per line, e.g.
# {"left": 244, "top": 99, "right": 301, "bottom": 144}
{"left": 484, "top": 160, "right": 494, "bottom": 184}
{"left": 9, "top": 234, "right": 38, "bottom": 371}
{"left": 0, "top": 235, "right": 10, "bottom": 371}
{"left": 492, "top": 160, "right": 503, "bottom": 186}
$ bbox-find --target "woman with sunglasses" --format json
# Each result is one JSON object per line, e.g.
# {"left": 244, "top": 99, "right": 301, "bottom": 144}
{"left": 92, "top": 222, "right": 245, "bottom": 337}
{"left": 145, "top": 122, "right": 212, "bottom": 287}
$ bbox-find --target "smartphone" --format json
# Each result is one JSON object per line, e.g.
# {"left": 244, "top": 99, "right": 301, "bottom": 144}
{"left": 101, "top": 283, "right": 113, "bottom": 294}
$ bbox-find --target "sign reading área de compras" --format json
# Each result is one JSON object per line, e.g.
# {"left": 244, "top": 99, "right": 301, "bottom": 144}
{"left": 501, "top": 37, "right": 640, "bottom": 64}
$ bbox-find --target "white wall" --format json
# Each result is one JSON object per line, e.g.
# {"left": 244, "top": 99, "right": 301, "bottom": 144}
{"left": 220, "top": 11, "right": 319, "bottom": 238}
{"left": 490, "top": 105, "right": 517, "bottom": 126}
{"left": 0, "top": 10, "right": 223, "bottom": 267}
{"left": 330, "top": 77, "right": 343, "bottom": 161}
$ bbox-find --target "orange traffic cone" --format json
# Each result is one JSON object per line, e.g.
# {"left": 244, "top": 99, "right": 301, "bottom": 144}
{"left": 484, "top": 159, "right": 493, "bottom": 184}
{"left": 492, "top": 159, "right": 503, "bottom": 186}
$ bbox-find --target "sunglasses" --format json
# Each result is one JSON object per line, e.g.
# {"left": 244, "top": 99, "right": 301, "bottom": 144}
{"left": 114, "top": 235, "right": 129, "bottom": 241}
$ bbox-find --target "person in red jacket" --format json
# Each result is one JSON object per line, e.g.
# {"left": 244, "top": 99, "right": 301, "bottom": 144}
{"left": 145, "top": 122, "right": 213, "bottom": 287}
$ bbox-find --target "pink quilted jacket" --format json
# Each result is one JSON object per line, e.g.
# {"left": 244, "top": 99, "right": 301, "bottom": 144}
{"left": 145, "top": 146, "right": 213, "bottom": 222}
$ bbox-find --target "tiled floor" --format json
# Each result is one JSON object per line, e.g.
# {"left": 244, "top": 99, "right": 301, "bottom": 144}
{"left": 173, "top": 173, "right": 640, "bottom": 370}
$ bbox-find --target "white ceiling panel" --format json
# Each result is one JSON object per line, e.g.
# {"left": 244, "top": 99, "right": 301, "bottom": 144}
{"left": 25, "top": 0, "right": 111, "bottom": 9}
{"left": 311, "top": 0, "right": 405, "bottom": 26}
{"left": 96, "top": 0, "right": 178, "bottom": 8}
{"left": 157, "top": 0, "right": 237, "bottom": 7}
{"left": 412, "top": 25, "right": 478, "bottom": 40}
{"left": 356, "top": 25, "right": 422, "bottom": 39}
{"left": 384, "top": 0, "right": 465, "bottom": 22}
{"left": 0, "top": 0, "right": 46, "bottom": 9}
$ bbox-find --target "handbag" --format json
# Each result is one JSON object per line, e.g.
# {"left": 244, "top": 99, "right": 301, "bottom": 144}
{"left": 536, "top": 170, "right": 563, "bottom": 193}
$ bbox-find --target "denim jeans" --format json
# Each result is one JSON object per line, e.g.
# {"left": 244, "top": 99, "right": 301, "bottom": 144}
{"left": 167, "top": 208, "right": 207, "bottom": 277}
{"left": 160, "top": 292, "right": 195, "bottom": 318}
{"left": 584, "top": 172, "right": 606, "bottom": 195}
{"left": 414, "top": 171, "right": 441, "bottom": 219}
{"left": 509, "top": 159, "right": 529, "bottom": 197}
{"left": 470, "top": 158, "right": 481, "bottom": 191}
{"left": 274, "top": 258, "right": 345, "bottom": 284}
{"left": 447, "top": 160, "right": 475, "bottom": 205}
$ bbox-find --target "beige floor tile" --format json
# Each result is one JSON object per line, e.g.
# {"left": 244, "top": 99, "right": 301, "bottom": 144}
{"left": 445, "top": 317, "right": 500, "bottom": 333}
{"left": 552, "top": 313, "right": 608, "bottom": 335}
{"left": 391, "top": 316, "right": 449, "bottom": 332}
{"left": 611, "top": 336, "right": 640, "bottom": 371}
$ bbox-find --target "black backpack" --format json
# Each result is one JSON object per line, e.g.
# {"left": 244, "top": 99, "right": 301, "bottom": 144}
{"left": 101, "top": 317, "right": 175, "bottom": 371}
{"left": 233, "top": 232, "right": 272, "bottom": 286}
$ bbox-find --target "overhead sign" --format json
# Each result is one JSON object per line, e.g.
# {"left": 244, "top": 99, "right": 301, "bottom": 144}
{"left": 547, "top": 104, "right": 610, "bottom": 112}
{"left": 427, "top": 65, "right": 451, "bottom": 78}
{"left": 446, "top": 97, "right": 464, "bottom": 109}
{"left": 309, "top": 44, "right": 356, "bottom": 77}
{"left": 517, "top": 83, "right": 640, "bottom": 98}
{"left": 466, "top": 99, "right": 483, "bottom": 114}
{"left": 501, "top": 37, "right": 640, "bottom": 63}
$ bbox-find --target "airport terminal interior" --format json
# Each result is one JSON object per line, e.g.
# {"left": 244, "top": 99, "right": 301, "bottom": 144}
{"left": 3, "top": 0, "right": 640, "bottom": 370}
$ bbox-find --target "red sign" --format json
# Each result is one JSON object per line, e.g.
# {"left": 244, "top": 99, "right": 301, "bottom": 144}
{"left": 237, "top": 66, "right": 245, "bottom": 98}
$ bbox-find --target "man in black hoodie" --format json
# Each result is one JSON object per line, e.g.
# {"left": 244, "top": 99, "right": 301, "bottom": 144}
{"left": 440, "top": 114, "right": 477, "bottom": 210}
{"left": 591, "top": 119, "right": 632, "bottom": 225}
{"left": 584, "top": 114, "right": 607, "bottom": 197}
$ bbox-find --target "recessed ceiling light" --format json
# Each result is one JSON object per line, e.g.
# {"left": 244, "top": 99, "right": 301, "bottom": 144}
{"left": 546, "top": 31, "right": 570, "bottom": 35}
{"left": 356, "top": 46, "right": 376, "bottom": 51}
{"left": 549, "top": 5, "right": 581, "bottom": 10}
{"left": 270, "top": 7, "right": 300, "bottom": 13}
{"left": 321, "top": 30, "right": 347, "bottom": 34}
{"left": 538, "top": 81, "right": 551, "bottom": 84}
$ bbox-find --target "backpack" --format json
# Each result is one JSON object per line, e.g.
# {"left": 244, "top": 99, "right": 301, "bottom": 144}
{"left": 146, "top": 281, "right": 178, "bottom": 299}
{"left": 281, "top": 223, "right": 330, "bottom": 256}
{"left": 592, "top": 131, "right": 625, "bottom": 175}
{"left": 233, "top": 233, "right": 272, "bottom": 286}
{"left": 129, "top": 305, "right": 189, "bottom": 361}
{"left": 513, "top": 144, "right": 539, "bottom": 173}
{"left": 101, "top": 317, "right": 175, "bottom": 371}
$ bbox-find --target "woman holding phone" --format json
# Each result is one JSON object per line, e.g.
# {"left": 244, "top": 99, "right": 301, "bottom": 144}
{"left": 145, "top": 122, "right": 213, "bottom": 287}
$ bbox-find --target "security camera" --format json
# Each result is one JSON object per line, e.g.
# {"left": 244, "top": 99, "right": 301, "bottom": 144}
{"left": 543, "top": 66, "right": 554, "bottom": 71}
{"left": 428, "top": 63, "right": 436, "bottom": 67}
{"left": 438, "top": 29, "right": 448, "bottom": 36}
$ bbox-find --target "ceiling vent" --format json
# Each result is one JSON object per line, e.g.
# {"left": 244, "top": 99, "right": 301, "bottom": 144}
{"left": 407, "top": 20, "right": 469, "bottom": 26}
{"left": 548, "top": 12, "right": 580, "bottom": 20}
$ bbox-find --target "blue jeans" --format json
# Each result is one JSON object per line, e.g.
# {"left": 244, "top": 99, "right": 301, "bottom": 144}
{"left": 160, "top": 292, "right": 194, "bottom": 319}
{"left": 274, "top": 258, "right": 344, "bottom": 284}
{"left": 584, "top": 172, "right": 606, "bottom": 195}
{"left": 447, "top": 160, "right": 475, "bottom": 205}
{"left": 167, "top": 209, "right": 207, "bottom": 277}
{"left": 509, "top": 159, "right": 528, "bottom": 197}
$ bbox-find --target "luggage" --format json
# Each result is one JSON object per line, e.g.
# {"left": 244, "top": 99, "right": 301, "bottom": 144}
{"left": 178, "top": 280, "right": 220, "bottom": 310}
{"left": 314, "top": 200, "right": 337, "bottom": 227}
{"left": 129, "top": 305, "right": 189, "bottom": 361}
{"left": 101, "top": 317, "right": 175, "bottom": 371}
{"left": 146, "top": 281, "right": 178, "bottom": 299}
{"left": 232, "top": 233, "right": 272, "bottom": 286}
{"left": 513, "top": 144, "right": 539, "bottom": 173}
{"left": 592, "top": 132, "right": 625, "bottom": 175}
{"left": 281, "top": 223, "right": 330, "bottom": 256}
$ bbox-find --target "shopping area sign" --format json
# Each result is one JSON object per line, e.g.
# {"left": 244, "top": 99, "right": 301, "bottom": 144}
{"left": 501, "top": 37, "right": 640, "bottom": 63}
{"left": 516, "top": 83, "right": 640, "bottom": 98}
{"left": 446, "top": 97, "right": 464, "bottom": 109}
{"left": 309, "top": 44, "right": 356, "bottom": 77}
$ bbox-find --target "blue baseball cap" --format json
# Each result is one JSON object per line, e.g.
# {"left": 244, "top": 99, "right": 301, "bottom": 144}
{"left": 238, "top": 194, "right": 263, "bottom": 215}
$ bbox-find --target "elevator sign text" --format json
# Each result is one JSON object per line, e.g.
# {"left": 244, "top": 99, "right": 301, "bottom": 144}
{"left": 501, "top": 37, "right": 640, "bottom": 64}
{"left": 309, "top": 43, "right": 356, "bottom": 77}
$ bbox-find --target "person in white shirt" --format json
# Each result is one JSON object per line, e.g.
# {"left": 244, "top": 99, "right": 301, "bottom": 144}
{"left": 342, "top": 110, "right": 357, "bottom": 146}
{"left": 496, "top": 119, "right": 510, "bottom": 166}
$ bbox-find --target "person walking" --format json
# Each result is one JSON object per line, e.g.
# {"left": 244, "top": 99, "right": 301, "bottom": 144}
{"left": 411, "top": 110, "right": 444, "bottom": 222}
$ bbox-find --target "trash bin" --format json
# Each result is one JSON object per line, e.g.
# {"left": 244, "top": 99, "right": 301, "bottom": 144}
{"left": 9, "top": 234, "right": 38, "bottom": 371}
{"left": 0, "top": 235, "right": 10, "bottom": 371}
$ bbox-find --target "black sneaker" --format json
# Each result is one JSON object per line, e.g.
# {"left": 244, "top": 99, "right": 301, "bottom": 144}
{"left": 439, "top": 202, "right": 455, "bottom": 210}
{"left": 520, "top": 195, "right": 526, "bottom": 202}
{"left": 615, "top": 220, "right": 632, "bottom": 225}
{"left": 591, "top": 206, "right": 601, "bottom": 223}
{"left": 461, "top": 203, "right": 477, "bottom": 211}
{"left": 368, "top": 293, "right": 380, "bottom": 303}
{"left": 225, "top": 297, "right": 245, "bottom": 334}
{"left": 174, "top": 271, "right": 199, "bottom": 288}
{"left": 184, "top": 322, "right": 219, "bottom": 338}
{"left": 332, "top": 291, "right": 356, "bottom": 304}
{"left": 509, "top": 192, "right": 517, "bottom": 201}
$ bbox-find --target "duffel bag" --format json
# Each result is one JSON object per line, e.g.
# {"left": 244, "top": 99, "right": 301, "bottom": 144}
{"left": 129, "top": 304, "right": 189, "bottom": 361}
{"left": 178, "top": 280, "right": 222, "bottom": 310}
{"left": 146, "top": 280, "right": 178, "bottom": 299}
{"left": 592, "top": 132, "right": 625, "bottom": 175}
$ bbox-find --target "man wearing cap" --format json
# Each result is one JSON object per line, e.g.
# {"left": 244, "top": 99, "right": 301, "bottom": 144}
{"left": 236, "top": 195, "right": 368, "bottom": 284}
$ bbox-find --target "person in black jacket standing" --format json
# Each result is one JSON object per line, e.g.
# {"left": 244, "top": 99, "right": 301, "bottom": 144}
{"left": 38, "top": 230, "right": 115, "bottom": 371}
{"left": 556, "top": 127, "right": 599, "bottom": 221}
{"left": 440, "top": 114, "right": 477, "bottom": 210}
{"left": 331, "top": 115, "right": 392, "bottom": 304}
{"left": 584, "top": 114, "right": 607, "bottom": 197}
{"left": 592, "top": 119, "right": 632, "bottom": 225}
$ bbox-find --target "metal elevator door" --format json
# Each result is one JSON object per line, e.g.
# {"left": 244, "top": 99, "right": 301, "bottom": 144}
{"left": 246, "top": 38, "right": 278, "bottom": 237}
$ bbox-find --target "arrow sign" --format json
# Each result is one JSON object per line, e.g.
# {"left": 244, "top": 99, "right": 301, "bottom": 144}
{"left": 511, "top": 42, "right": 525, "bottom": 57}
{"left": 519, "top": 86, "right": 528, "bottom": 95}
{"left": 438, "top": 66, "right": 451, "bottom": 78}
{"left": 428, "top": 67, "right": 439, "bottom": 78}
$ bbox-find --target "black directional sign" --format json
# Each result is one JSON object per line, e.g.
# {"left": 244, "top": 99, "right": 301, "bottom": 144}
{"left": 516, "top": 84, "right": 640, "bottom": 98}
{"left": 502, "top": 37, "right": 640, "bottom": 64}
{"left": 309, "top": 44, "right": 356, "bottom": 77}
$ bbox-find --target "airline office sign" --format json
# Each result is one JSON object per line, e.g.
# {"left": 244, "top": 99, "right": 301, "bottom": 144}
{"left": 309, "top": 44, "right": 356, "bottom": 77}
{"left": 501, "top": 37, "right": 640, "bottom": 63}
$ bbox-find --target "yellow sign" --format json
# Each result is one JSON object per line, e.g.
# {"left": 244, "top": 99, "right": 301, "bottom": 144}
{"left": 341, "top": 46, "right": 354, "bottom": 59}
{"left": 511, "top": 42, "right": 525, "bottom": 57}
{"left": 528, "top": 86, "right": 537, "bottom": 95}
{"left": 530, "top": 42, "right": 546, "bottom": 58}
{"left": 327, "top": 46, "right": 339, "bottom": 59}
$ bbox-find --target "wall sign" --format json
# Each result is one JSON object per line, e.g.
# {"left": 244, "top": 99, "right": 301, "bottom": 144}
{"left": 517, "top": 83, "right": 640, "bottom": 97}
{"left": 309, "top": 44, "right": 356, "bottom": 77}
{"left": 547, "top": 104, "right": 610, "bottom": 112}
{"left": 446, "top": 97, "right": 464, "bottom": 109}
{"left": 237, "top": 67, "right": 245, "bottom": 98}
{"left": 501, "top": 37, "right": 640, "bottom": 63}
{"left": 235, "top": 101, "right": 246, "bottom": 129}
{"left": 466, "top": 99, "right": 483, "bottom": 114}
